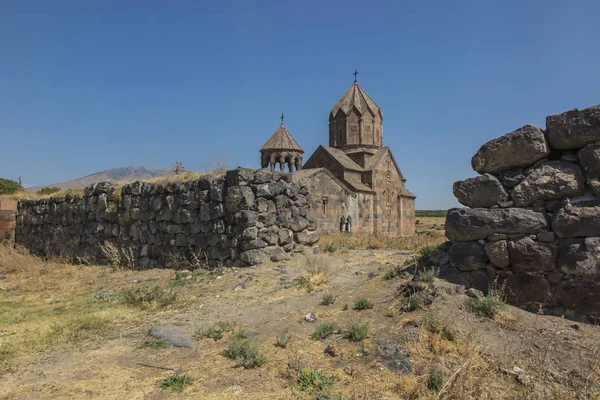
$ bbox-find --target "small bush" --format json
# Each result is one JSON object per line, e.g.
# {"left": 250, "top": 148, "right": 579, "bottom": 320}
{"left": 353, "top": 298, "right": 373, "bottom": 310}
{"left": 120, "top": 284, "right": 176, "bottom": 309}
{"left": 342, "top": 304, "right": 349, "bottom": 311}
{"left": 89, "top": 288, "right": 119, "bottom": 303}
{"left": 384, "top": 265, "right": 404, "bottom": 280}
{"left": 160, "top": 374, "right": 193, "bottom": 392}
{"left": 312, "top": 322, "right": 338, "bottom": 340}
{"left": 0, "top": 178, "right": 21, "bottom": 195}
{"left": 428, "top": 368, "right": 444, "bottom": 392}
{"left": 275, "top": 330, "right": 291, "bottom": 348}
{"left": 418, "top": 266, "right": 439, "bottom": 283}
{"left": 296, "top": 366, "right": 332, "bottom": 393}
{"left": 343, "top": 322, "right": 369, "bottom": 342}
{"left": 321, "top": 294, "right": 336, "bottom": 306}
{"left": 402, "top": 293, "right": 427, "bottom": 312}
{"left": 195, "top": 321, "right": 233, "bottom": 341}
{"left": 37, "top": 186, "right": 61, "bottom": 195}
{"left": 465, "top": 292, "right": 504, "bottom": 318}
{"left": 422, "top": 315, "right": 455, "bottom": 341}
{"left": 140, "top": 339, "right": 170, "bottom": 349}
{"left": 417, "top": 245, "right": 437, "bottom": 265}
{"left": 225, "top": 331, "right": 266, "bottom": 369}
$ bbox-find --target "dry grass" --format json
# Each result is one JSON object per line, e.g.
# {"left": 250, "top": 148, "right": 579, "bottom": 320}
{"left": 319, "top": 233, "right": 446, "bottom": 253}
{"left": 2, "top": 240, "right": 600, "bottom": 399}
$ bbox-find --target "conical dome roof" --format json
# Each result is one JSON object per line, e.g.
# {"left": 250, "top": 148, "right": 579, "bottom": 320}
{"left": 330, "top": 82, "right": 382, "bottom": 119}
{"left": 260, "top": 124, "right": 304, "bottom": 152}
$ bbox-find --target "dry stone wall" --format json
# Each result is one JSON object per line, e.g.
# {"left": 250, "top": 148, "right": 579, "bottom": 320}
{"left": 444, "top": 104, "right": 600, "bottom": 317}
{"left": 15, "top": 168, "right": 320, "bottom": 268}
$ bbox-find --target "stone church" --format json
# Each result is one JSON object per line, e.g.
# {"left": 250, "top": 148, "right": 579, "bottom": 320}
{"left": 260, "top": 76, "right": 416, "bottom": 236}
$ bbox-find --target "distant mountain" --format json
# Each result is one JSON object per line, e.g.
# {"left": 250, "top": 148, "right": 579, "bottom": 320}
{"left": 27, "top": 166, "right": 169, "bottom": 191}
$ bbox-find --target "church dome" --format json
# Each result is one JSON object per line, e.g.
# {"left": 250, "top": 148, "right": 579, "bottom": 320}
{"left": 330, "top": 81, "right": 383, "bottom": 119}
{"left": 260, "top": 115, "right": 304, "bottom": 172}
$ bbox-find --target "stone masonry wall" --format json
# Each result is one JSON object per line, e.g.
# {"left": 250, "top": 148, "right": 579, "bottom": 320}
{"left": 0, "top": 199, "right": 17, "bottom": 241}
{"left": 15, "top": 168, "right": 320, "bottom": 268}
{"left": 444, "top": 104, "right": 600, "bottom": 317}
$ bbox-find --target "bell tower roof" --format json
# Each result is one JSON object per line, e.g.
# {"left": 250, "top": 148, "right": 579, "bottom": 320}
{"left": 260, "top": 123, "right": 304, "bottom": 153}
{"left": 330, "top": 81, "right": 383, "bottom": 119}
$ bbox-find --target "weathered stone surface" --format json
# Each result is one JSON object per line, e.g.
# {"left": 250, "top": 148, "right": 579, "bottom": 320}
{"left": 225, "top": 186, "right": 254, "bottom": 214}
{"left": 589, "top": 179, "right": 600, "bottom": 199}
{"left": 148, "top": 326, "right": 194, "bottom": 349}
{"left": 578, "top": 144, "right": 600, "bottom": 180}
{"left": 507, "top": 237, "right": 556, "bottom": 272}
{"left": 239, "top": 249, "right": 268, "bottom": 265}
{"left": 294, "top": 230, "right": 320, "bottom": 246}
{"left": 546, "top": 105, "right": 600, "bottom": 150}
{"left": 497, "top": 168, "right": 526, "bottom": 189}
{"left": 511, "top": 161, "right": 585, "bottom": 206}
{"left": 558, "top": 237, "right": 600, "bottom": 276}
{"left": 449, "top": 242, "right": 488, "bottom": 271}
{"left": 453, "top": 174, "right": 508, "bottom": 208}
{"left": 505, "top": 273, "right": 552, "bottom": 306}
{"left": 226, "top": 167, "right": 255, "bottom": 187}
{"left": 254, "top": 182, "right": 285, "bottom": 198}
{"left": 484, "top": 240, "right": 509, "bottom": 268}
{"left": 555, "top": 278, "right": 600, "bottom": 316}
{"left": 471, "top": 125, "right": 549, "bottom": 174}
{"left": 445, "top": 208, "right": 547, "bottom": 242}
{"left": 553, "top": 205, "right": 600, "bottom": 238}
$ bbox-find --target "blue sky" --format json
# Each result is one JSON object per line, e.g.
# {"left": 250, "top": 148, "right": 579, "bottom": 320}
{"left": 1, "top": 1, "right": 599, "bottom": 209}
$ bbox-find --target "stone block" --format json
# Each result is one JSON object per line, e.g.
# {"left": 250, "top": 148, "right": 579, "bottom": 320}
{"left": 546, "top": 105, "right": 600, "bottom": 150}
{"left": 449, "top": 241, "right": 488, "bottom": 271}
{"left": 453, "top": 174, "right": 508, "bottom": 208}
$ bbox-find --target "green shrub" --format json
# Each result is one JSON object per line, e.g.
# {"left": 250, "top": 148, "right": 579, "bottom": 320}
{"left": 419, "top": 266, "right": 439, "bottom": 283}
{"left": 275, "top": 330, "right": 291, "bottom": 348}
{"left": 384, "top": 265, "right": 404, "bottom": 280}
{"left": 0, "top": 178, "right": 21, "bottom": 195}
{"left": 353, "top": 298, "right": 373, "bottom": 310}
{"left": 428, "top": 368, "right": 444, "bottom": 392}
{"left": 422, "top": 315, "right": 455, "bottom": 341}
{"left": 343, "top": 322, "right": 369, "bottom": 342}
{"left": 140, "top": 339, "right": 170, "bottom": 349}
{"left": 402, "top": 292, "right": 427, "bottom": 312}
{"left": 37, "top": 186, "right": 61, "bottom": 195}
{"left": 225, "top": 331, "right": 266, "bottom": 369}
{"left": 415, "top": 210, "right": 447, "bottom": 218}
{"left": 417, "top": 245, "right": 438, "bottom": 265}
{"left": 464, "top": 291, "right": 504, "bottom": 318}
{"left": 321, "top": 294, "right": 336, "bottom": 306}
{"left": 120, "top": 284, "right": 176, "bottom": 309}
{"left": 160, "top": 374, "right": 193, "bottom": 392}
{"left": 296, "top": 366, "right": 332, "bottom": 393}
{"left": 312, "top": 322, "right": 338, "bottom": 340}
{"left": 195, "top": 321, "right": 233, "bottom": 341}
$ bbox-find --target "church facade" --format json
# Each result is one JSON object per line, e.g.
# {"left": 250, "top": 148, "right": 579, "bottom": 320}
{"left": 259, "top": 77, "right": 416, "bottom": 236}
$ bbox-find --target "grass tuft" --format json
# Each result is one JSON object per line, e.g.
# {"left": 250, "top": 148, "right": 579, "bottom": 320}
{"left": 422, "top": 315, "right": 456, "bottom": 341}
{"left": 353, "top": 298, "right": 373, "bottom": 310}
{"left": 160, "top": 374, "right": 193, "bottom": 392}
{"left": 321, "top": 294, "right": 336, "bottom": 306}
{"left": 224, "top": 330, "right": 266, "bottom": 369}
{"left": 428, "top": 368, "right": 444, "bottom": 392}
{"left": 384, "top": 264, "right": 405, "bottom": 280}
{"left": 418, "top": 266, "right": 439, "bottom": 283}
{"left": 120, "top": 284, "right": 176, "bottom": 309}
{"left": 343, "top": 322, "right": 369, "bottom": 342}
{"left": 194, "top": 321, "right": 233, "bottom": 341}
{"left": 296, "top": 366, "right": 332, "bottom": 393}
{"left": 464, "top": 283, "right": 505, "bottom": 318}
{"left": 312, "top": 322, "right": 338, "bottom": 340}
{"left": 140, "top": 339, "right": 170, "bottom": 349}
{"left": 275, "top": 330, "right": 291, "bottom": 348}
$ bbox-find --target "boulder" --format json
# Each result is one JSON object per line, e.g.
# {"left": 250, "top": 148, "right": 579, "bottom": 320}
{"left": 225, "top": 186, "right": 255, "bottom": 214}
{"left": 589, "top": 179, "right": 600, "bottom": 199}
{"left": 552, "top": 205, "right": 600, "bottom": 238}
{"left": 497, "top": 168, "right": 526, "bottom": 189}
{"left": 225, "top": 167, "right": 256, "bottom": 187}
{"left": 471, "top": 125, "right": 549, "bottom": 174}
{"left": 555, "top": 278, "right": 600, "bottom": 316}
{"left": 511, "top": 161, "right": 585, "bottom": 206}
{"left": 453, "top": 174, "right": 508, "bottom": 208}
{"left": 557, "top": 237, "right": 600, "bottom": 276}
{"left": 578, "top": 144, "right": 600, "bottom": 181}
{"left": 239, "top": 249, "right": 268, "bottom": 265}
{"left": 505, "top": 273, "right": 552, "bottom": 306}
{"left": 507, "top": 237, "right": 556, "bottom": 272}
{"left": 254, "top": 182, "right": 285, "bottom": 198}
{"left": 294, "top": 230, "right": 320, "bottom": 246}
{"left": 148, "top": 326, "right": 194, "bottom": 349}
{"left": 484, "top": 240, "right": 510, "bottom": 268}
{"left": 546, "top": 105, "right": 600, "bottom": 150}
{"left": 449, "top": 242, "right": 488, "bottom": 271}
{"left": 445, "top": 208, "right": 547, "bottom": 242}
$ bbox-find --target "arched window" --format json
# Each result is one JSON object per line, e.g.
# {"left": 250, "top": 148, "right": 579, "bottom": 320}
{"left": 339, "top": 216, "right": 346, "bottom": 232}
{"left": 345, "top": 216, "right": 352, "bottom": 233}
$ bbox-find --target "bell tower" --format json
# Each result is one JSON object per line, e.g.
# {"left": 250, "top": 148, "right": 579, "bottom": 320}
{"left": 328, "top": 71, "right": 383, "bottom": 153}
